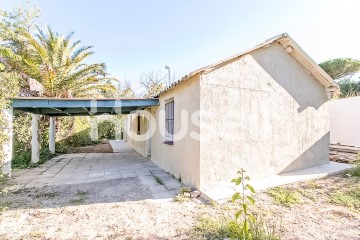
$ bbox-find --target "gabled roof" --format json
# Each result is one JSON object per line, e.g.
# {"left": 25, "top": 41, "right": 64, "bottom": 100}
{"left": 155, "top": 33, "right": 339, "bottom": 97}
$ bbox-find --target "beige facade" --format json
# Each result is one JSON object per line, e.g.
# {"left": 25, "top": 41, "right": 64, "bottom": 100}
{"left": 125, "top": 34, "right": 337, "bottom": 191}
{"left": 199, "top": 44, "right": 330, "bottom": 189}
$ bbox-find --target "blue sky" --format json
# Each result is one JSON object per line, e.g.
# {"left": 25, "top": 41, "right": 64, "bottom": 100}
{"left": 2, "top": 0, "right": 360, "bottom": 93}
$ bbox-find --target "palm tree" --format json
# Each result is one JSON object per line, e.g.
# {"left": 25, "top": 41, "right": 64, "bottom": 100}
{"left": 0, "top": 26, "right": 117, "bottom": 98}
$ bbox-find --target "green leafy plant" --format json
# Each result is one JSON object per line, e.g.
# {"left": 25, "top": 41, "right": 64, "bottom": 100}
{"left": 231, "top": 168, "right": 256, "bottom": 240}
{"left": 345, "top": 154, "right": 360, "bottom": 177}
{"left": 330, "top": 187, "right": 360, "bottom": 211}
{"left": 267, "top": 187, "right": 300, "bottom": 207}
{"left": 98, "top": 120, "right": 115, "bottom": 140}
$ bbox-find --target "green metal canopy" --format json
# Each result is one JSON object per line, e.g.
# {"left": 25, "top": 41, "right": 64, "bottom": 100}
{"left": 11, "top": 97, "right": 159, "bottom": 116}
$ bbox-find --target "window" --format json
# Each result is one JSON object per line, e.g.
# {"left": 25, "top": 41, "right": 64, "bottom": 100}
{"left": 137, "top": 114, "right": 141, "bottom": 135}
{"left": 164, "top": 100, "right": 174, "bottom": 144}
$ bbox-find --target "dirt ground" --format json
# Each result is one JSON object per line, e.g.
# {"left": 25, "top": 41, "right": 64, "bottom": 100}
{"left": 0, "top": 174, "right": 359, "bottom": 239}
{"left": 71, "top": 140, "right": 113, "bottom": 153}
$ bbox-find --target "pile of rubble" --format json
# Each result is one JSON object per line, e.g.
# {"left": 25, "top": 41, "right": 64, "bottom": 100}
{"left": 329, "top": 144, "right": 360, "bottom": 164}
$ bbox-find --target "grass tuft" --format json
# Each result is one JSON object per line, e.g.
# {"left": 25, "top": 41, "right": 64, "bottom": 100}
{"left": 70, "top": 190, "right": 89, "bottom": 205}
{"left": 330, "top": 187, "right": 360, "bottom": 211}
{"left": 192, "top": 217, "right": 280, "bottom": 240}
{"left": 35, "top": 191, "right": 58, "bottom": 199}
{"left": 0, "top": 201, "right": 9, "bottom": 212}
{"left": 267, "top": 187, "right": 300, "bottom": 207}
{"left": 153, "top": 176, "right": 164, "bottom": 185}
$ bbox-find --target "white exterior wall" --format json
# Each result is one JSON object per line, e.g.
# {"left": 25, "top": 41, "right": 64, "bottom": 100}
{"left": 150, "top": 76, "right": 201, "bottom": 188}
{"left": 330, "top": 96, "right": 360, "bottom": 147}
{"left": 126, "top": 110, "right": 152, "bottom": 157}
{"left": 199, "top": 43, "right": 330, "bottom": 189}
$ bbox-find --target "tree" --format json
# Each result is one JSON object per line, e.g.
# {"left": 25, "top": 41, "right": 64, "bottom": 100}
{"left": 1, "top": 27, "right": 117, "bottom": 98}
{"left": 320, "top": 58, "right": 360, "bottom": 97}
{"left": 320, "top": 58, "right": 360, "bottom": 80}
{"left": 113, "top": 79, "right": 134, "bottom": 98}
{"left": 139, "top": 71, "right": 166, "bottom": 97}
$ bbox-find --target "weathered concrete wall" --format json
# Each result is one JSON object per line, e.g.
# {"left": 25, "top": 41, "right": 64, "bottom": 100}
{"left": 199, "top": 43, "right": 330, "bottom": 189}
{"left": 330, "top": 96, "right": 360, "bottom": 147}
{"left": 150, "top": 76, "right": 201, "bottom": 189}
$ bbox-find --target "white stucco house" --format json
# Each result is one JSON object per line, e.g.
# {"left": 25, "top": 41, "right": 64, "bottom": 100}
{"left": 125, "top": 33, "right": 339, "bottom": 191}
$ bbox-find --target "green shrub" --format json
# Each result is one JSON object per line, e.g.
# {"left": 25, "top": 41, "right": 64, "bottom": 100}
{"left": 192, "top": 217, "right": 280, "bottom": 240}
{"left": 57, "top": 128, "right": 93, "bottom": 148}
{"left": 267, "top": 187, "right": 300, "bottom": 207}
{"left": 345, "top": 155, "right": 360, "bottom": 177}
{"left": 330, "top": 187, "right": 360, "bottom": 210}
{"left": 12, "top": 148, "right": 54, "bottom": 169}
{"left": 12, "top": 149, "right": 31, "bottom": 169}
{"left": 98, "top": 120, "right": 115, "bottom": 140}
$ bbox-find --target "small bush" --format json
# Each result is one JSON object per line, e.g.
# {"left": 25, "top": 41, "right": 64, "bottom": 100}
{"left": 330, "top": 187, "right": 360, "bottom": 210}
{"left": 12, "top": 149, "right": 32, "bottom": 169}
{"left": 192, "top": 217, "right": 280, "bottom": 240}
{"left": 267, "top": 187, "right": 300, "bottom": 207}
{"left": 57, "top": 128, "right": 93, "bottom": 148}
{"left": 98, "top": 120, "right": 115, "bottom": 140}
{"left": 12, "top": 148, "right": 54, "bottom": 169}
{"left": 345, "top": 157, "right": 360, "bottom": 177}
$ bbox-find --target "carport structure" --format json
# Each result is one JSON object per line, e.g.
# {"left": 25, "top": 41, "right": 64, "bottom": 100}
{"left": 2, "top": 97, "right": 159, "bottom": 178}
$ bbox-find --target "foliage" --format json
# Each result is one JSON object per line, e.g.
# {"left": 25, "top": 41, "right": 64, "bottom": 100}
{"left": 12, "top": 148, "right": 54, "bottom": 169}
{"left": 267, "top": 187, "right": 300, "bottom": 207}
{"left": 231, "top": 168, "right": 257, "bottom": 239}
{"left": 56, "top": 128, "right": 92, "bottom": 151}
{"left": 320, "top": 58, "right": 360, "bottom": 80}
{"left": 0, "top": 72, "right": 21, "bottom": 170}
{"left": 345, "top": 155, "right": 360, "bottom": 177}
{"left": 139, "top": 71, "right": 166, "bottom": 97}
{"left": 70, "top": 190, "right": 89, "bottom": 205}
{"left": 193, "top": 216, "right": 280, "bottom": 240}
{"left": 192, "top": 169, "right": 280, "bottom": 239}
{"left": 337, "top": 79, "right": 360, "bottom": 98}
{"left": 330, "top": 187, "right": 360, "bottom": 211}
{"left": 98, "top": 120, "right": 115, "bottom": 140}
{"left": 0, "top": 5, "right": 119, "bottom": 171}
{"left": 320, "top": 58, "right": 360, "bottom": 97}
{"left": 1, "top": 26, "right": 117, "bottom": 98}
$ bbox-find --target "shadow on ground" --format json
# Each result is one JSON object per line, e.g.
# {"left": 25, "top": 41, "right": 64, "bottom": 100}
{"left": 1, "top": 178, "right": 160, "bottom": 210}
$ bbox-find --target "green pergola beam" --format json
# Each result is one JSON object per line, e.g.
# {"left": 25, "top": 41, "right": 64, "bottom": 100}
{"left": 10, "top": 98, "right": 159, "bottom": 116}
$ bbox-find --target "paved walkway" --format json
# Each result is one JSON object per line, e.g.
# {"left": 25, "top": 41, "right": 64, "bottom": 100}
{"left": 109, "top": 140, "right": 134, "bottom": 153}
{"left": 10, "top": 142, "right": 182, "bottom": 200}
{"left": 202, "top": 161, "right": 352, "bottom": 202}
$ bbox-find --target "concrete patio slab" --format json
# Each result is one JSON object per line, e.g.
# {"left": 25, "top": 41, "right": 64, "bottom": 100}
{"left": 202, "top": 162, "right": 353, "bottom": 202}
{"left": 9, "top": 145, "right": 182, "bottom": 201}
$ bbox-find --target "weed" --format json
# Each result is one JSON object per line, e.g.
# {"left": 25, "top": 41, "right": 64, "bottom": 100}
{"left": 153, "top": 176, "right": 164, "bottom": 185}
{"left": 179, "top": 186, "right": 191, "bottom": 194}
{"left": 306, "top": 180, "right": 321, "bottom": 189}
{"left": 173, "top": 195, "right": 188, "bottom": 203}
{"left": 29, "top": 231, "right": 44, "bottom": 237}
{"left": 330, "top": 187, "right": 360, "bottom": 211}
{"left": 231, "top": 169, "right": 256, "bottom": 239}
{"left": 267, "top": 187, "right": 300, "bottom": 207}
{"left": 192, "top": 217, "right": 280, "bottom": 240}
{"left": 76, "top": 190, "right": 88, "bottom": 197}
{"left": 346, "top": 165, "right": 360, "bottom": 177}
{"left": 70, "top": 190, "right": 89, "bottom": 205}
{"left": 297, "top": 189, "right": 316, "bottom": 202}
{"left": 35, "top": 191, "right": 58, "bottom": 199}
{"left": 0, "top": 202, "right": 9, "bottom": 212}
